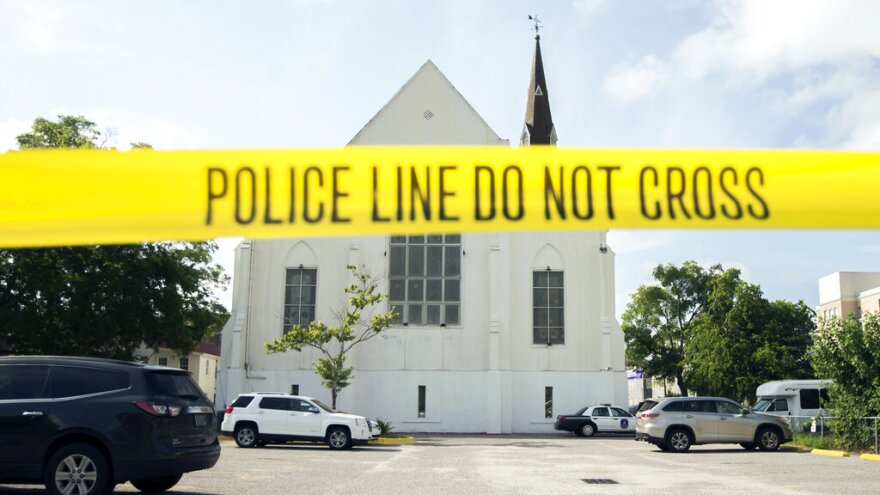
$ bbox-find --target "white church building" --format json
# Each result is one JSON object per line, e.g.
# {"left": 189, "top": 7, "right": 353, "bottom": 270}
{"left": 217, "top": 36, "right": 626, "bottom": 433}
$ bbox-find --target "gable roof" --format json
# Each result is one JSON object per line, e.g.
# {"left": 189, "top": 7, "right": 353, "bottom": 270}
{"left": 348, "top": 60, "right": 507, "bottom": 146}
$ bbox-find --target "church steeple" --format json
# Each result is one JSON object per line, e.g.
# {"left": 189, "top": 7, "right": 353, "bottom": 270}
{"left": 521, "top": 27, "right": 557, "bottom": 147}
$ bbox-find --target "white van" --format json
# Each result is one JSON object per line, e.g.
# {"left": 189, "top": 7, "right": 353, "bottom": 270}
{"left": 754, "top": 379, "right": 832, "bottom": 430}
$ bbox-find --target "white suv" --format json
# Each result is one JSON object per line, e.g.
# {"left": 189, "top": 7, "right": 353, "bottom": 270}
{"left": 220, "top": 393, "right": 373, "bottom": 449}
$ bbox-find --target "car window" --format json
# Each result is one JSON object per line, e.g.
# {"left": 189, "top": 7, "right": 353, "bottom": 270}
{"left": 771, "top": 399, "right": 788, "bottom": 412}
{"left": 639, "top": 400, "right": 658, "bottom": 412}
{"left": 231, "top": 396, "right": 254, "bottom": 408}
{"left": 715, "top": 401, "right": 744, "bottom": 414}
{"left": 0, "top": 365, "right": 51, "bottom": 400}
{"left": 800, "top": 389, "right": 821, "bottom": 409}
{"left": 611, "top": 407, "right": 631, "bottom": 417}
{"left": 684, "top": 400, "right": 716, "bottom": 413}
{"left": 575, "top": 407, "right": 588, "bottom": 416}
{"left": 592, "top": 407, "right": 609, "bottom": 417}
{"left": 146, "top": 371, "right": 205, "bottom": 400}
{"left": 53, "top": 366, "right": 130, "bottom": 398}
{"left": 662, "top": 401, "right": 684, "bottom": 412}
{"left": 291, "top": 399, "right": 314, "bottom": 412}
{"left": 259, "top": 397, "right": 290, "bottom": 410}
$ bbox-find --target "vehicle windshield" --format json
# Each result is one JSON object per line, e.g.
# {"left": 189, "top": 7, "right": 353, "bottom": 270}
{"left": 575, "top": 407, "right": 588, "bottom": 416}
{"left": 638, "top": 400, "right": 658, "bottom": 412}
{"left": 312, "top": 399, "right": 336, "bottom": 413}
{"left": 752, "top": 399, "right": 771, "bottom": 412}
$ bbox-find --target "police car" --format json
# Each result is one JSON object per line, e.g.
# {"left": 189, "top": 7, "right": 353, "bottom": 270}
{"left": 554, "top": 404, "right": 636, "bottom": 437}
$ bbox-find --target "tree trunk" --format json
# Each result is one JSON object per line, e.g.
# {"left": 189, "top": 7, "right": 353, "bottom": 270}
{"left": 676, "top": 371, "right": 689, "bottom": 397}
{"left": 331, "top": 387, "right": 337, "bottom": 409}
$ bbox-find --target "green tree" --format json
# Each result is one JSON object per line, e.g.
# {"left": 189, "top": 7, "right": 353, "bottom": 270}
{"left": 622, "top": 261, "right": 722, "bottom": 396}
{"left": 265, "top": 265, "right": 396, "bottom": 408}
{"left": 0, "top": 115, "right": 229, "bottom": 359}
{"left": 623, "top": 261, "right": 814, "bottom": 401}
{"left": 685, "top": 276, "right": 814, "bottom": 403}
{"left": 810, "top": 313, "right": 880, "bottom": 450}
{"left": 15, "top": 115, "right": 102, "bottom": 149}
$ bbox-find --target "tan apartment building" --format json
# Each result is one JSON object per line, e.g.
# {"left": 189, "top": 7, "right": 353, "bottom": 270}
{"left": 135, "top": 341, "right": 221, "bottom": 401}
{"left": 817, "top": 272, "right": 880, "bottom": 321}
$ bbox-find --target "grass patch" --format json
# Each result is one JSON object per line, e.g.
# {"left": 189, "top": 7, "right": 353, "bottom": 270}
{"left": 792, "top": 432, "right": 841, "bottom": 450}
{"left": 380, "top": 433, "right": 412, "bottom": 439}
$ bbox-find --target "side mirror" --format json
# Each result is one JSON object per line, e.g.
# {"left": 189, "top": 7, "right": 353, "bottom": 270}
{"left": 741, "top": 409, "right": 750, "bottom": 416}
{"left": 308, "top": 406, "right": 320, "bottom": 414}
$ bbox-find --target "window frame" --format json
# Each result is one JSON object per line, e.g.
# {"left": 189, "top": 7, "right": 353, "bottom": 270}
{"left": 282, "top": 266, "right": 318, "bottom": 335}
{"left": 388, "top": 235, "right": 462, "bottom": 327}
{"left": 532, "top": 269, "right": 565, "bottom": 346}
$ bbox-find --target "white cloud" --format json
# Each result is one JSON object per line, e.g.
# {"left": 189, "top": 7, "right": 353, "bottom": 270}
{"left": 602, "top": 56, "right": 669, "bottom": 102}
{"left": 600, "top": 0, "right": 880, "bottom": 149}
{"left": 0, "top": 118, "right": 31, "bottom": 152}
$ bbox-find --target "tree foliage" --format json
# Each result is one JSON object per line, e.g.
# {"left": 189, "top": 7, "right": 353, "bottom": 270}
{"left": 810, "top": 313, "right": 880, "bottom": 450}
{"left": 0, "top": 115, "right": 229, "bottom": 360}
{"left": 265, "top": 265, "right": 396, "bottom": 408}
{"left": 16, "top": 115, "right": 102, "bottom": 149}
{"left": 623, "top": 261, "right": 814, "bottom": 402}
{"left": 622, "top": 261, "right": 721, "bottom": 396}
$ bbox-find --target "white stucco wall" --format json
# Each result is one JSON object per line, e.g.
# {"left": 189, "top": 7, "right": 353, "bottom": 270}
{"left": 216, "top": 60, "right": 626, "bottom": 432}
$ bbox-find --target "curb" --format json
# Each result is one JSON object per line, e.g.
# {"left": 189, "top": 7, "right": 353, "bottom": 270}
{"left": 811, "top": 448, "right": 849, "bottom": 458}
{"left": 780, "top": 445, "right": 810, "bottom": 453}
{"left": 370, "top": 437, "right": 415, "bottom": 444}
{"left": 860, "top": 453, "right": 880, "bottom": 462}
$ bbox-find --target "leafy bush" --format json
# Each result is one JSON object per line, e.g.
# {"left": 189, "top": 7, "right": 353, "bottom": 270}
{"left": 375, "top": 419, "right": 395, "bottom": 436}
{"left": 810, "top": 312, "right": 880, "bottom": 451}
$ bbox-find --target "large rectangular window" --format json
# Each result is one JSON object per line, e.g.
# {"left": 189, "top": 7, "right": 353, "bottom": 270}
{"left": 284, "top": 268, "right": 317, "bottom": 333}
{"left": 533, "top": 270, "right": 564, "bottom": 345}
{"left": 389, "top": 235, "right": 461, "bottom": 326}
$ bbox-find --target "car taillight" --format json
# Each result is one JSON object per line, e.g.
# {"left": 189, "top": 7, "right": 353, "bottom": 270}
{"left": 225, "top": 406, "right": 234, "bottom": 414}
{"left": 557, "top": 416, "right": 566, "bottom": 422}
{"left": 134, "top": 401, "right": 182, "bottom": 417}
{"left": 640, "top": 412, "right": 660, "bottom": 418}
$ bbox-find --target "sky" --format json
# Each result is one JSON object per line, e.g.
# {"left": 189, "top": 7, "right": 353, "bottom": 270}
{"left": 2, "top": 0, "right": 879, "bottom": 317}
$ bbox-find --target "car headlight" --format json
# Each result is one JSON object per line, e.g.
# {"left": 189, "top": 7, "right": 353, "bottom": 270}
{"left": 356, "top": 418, "right": 364, "bottom": 426}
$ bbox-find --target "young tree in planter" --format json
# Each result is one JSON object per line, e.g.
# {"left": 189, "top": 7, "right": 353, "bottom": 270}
{"left": 265, "top": 265, "right": 396, "bottom": 408}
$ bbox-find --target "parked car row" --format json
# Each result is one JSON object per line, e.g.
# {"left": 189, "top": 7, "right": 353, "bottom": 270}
{"left": 0, "top": 355, "right": 796, "bottom": 495}
{"left": 555, "top": 397, "right": 793, "bottom": 453}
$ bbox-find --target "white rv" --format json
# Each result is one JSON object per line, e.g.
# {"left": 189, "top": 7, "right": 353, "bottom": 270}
{"left": 754, "top": 379, "right": 833, "bottom": 430}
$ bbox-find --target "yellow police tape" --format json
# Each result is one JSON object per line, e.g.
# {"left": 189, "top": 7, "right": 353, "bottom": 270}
{"left": 1, "top": 147, "right": 878, "bottom": 247}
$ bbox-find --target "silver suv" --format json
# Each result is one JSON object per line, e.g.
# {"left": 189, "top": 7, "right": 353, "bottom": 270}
{"left": 635, "top": 397, "right": 793, "bottom": 453}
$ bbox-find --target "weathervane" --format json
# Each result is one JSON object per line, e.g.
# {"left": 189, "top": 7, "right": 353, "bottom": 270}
{"left": 528, "top": 15, "right": 542, "bottom": 39}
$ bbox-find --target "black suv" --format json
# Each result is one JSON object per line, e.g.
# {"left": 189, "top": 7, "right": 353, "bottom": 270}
{"left": 0, "top": 356, "right": 220, "bottom": 495}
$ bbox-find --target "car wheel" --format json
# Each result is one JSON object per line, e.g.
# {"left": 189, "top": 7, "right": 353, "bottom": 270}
{"left": 44, "top": 443, "right": 113, "bottom": 495}
{"left": 581, "top": 422, "right": 596, "bottom": 438}
{"left": 327, "top": 427, "right": 352, "bottom": 450}
{"left": 757, "top": 427, "right": 781, "bottom": 451}
{"left": 235, "top": 423, "right": 259, "bottom": 448}
{"left": 666, "top": 428, "right": 692, "bottom": 453}
{"left": 740, "top": 442, "right": 758, "bottom": 450}
{"left": 131, "top": 474, "right": 183, "bottom": 493}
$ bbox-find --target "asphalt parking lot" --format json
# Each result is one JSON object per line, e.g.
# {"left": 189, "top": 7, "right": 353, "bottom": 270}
{"left": 5, "top": 435, "right": 880, "bottom": 495}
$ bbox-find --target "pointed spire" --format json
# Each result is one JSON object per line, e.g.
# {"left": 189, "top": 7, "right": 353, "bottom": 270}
{"left": 522, "top": 34, "right": 556, "bottom": 146}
